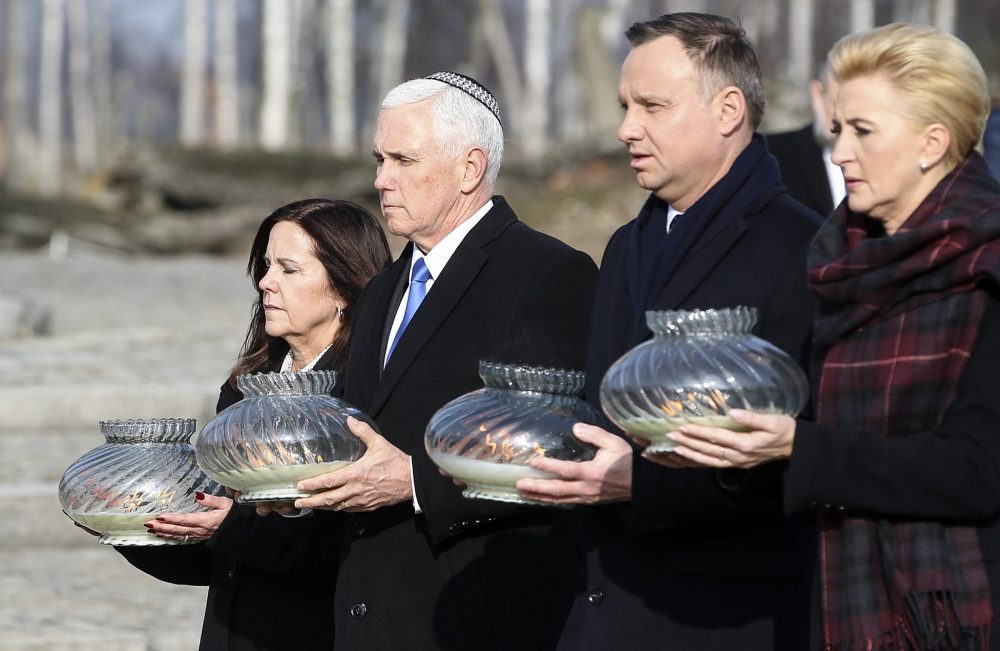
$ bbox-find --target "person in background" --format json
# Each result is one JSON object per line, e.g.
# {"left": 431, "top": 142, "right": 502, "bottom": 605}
{"left": 289, "top": 73, "right": 599, "bottom": 650}
{"left": 666, "top": 23, "right": 1000, "bottom": 651}
{"left": 115, "top": 198, "right": 391, "bottom": 650}
{"left": 983, "top": 96, "right": 1000, "bottom": 180}
{"left": 517, "top": 13, "right": 820, "bottom": 651}
{"left": 767, "top": 63, "right": 846, "bottom": 216}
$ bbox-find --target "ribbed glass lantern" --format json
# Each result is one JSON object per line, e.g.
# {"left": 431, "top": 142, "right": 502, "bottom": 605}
{"left": 600, "top": 307, "right": 809, "bottom": 452}
{"left": 58, "top": 418, "right": 222, "bottom": 546}
{"left": 195, "top": 370, "right": 371, "bottom": 504}
{"left": 425, "top": 361, "right": 601, "bottom": 505}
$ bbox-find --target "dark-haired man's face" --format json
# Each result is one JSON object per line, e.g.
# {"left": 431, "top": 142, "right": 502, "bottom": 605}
{"left": 617, "top": 35, "right": 729, "bottom": 211}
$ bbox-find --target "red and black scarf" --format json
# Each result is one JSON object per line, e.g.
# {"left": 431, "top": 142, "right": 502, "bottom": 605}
{"left": 808, "top": 152, "right": 1000, "bottom": 650}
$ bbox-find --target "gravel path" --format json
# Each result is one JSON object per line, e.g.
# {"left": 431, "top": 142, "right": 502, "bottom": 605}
{"left": 0, "top": 250, "right": 253, "bottom": 650}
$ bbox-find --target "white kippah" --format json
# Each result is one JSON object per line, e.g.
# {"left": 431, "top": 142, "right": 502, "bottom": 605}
{"left": 424, "top": 71, "right": 501, "bottom": 124}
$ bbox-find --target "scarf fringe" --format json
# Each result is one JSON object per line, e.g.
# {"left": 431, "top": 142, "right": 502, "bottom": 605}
{"left": 824, "top": 591, "right": 989, "bottom": 651}
{"left": 904, "top": 590, "right": 989, "bottom": 651}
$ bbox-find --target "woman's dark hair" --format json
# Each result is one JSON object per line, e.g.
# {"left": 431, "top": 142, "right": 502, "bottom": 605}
{"left": 228, "top": 198, "right": 391, "bottom": 386}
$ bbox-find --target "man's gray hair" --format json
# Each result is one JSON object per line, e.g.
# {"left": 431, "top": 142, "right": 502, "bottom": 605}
{"left": 381, "top": 79, "right": 504, "bottom": 188}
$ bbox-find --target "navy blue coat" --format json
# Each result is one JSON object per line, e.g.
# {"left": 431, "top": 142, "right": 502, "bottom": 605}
{"left": 560, "top": 139, "right": 822, "bottom": 651}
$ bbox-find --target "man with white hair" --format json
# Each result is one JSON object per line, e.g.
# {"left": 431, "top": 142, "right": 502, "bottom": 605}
{"left": 293, "top": 72, "right": 598, "bottom": 650}
{"left": 767, "top": 63, "right": 846, "bottom": 216}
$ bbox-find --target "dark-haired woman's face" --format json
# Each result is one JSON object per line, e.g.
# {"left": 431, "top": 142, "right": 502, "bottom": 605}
{"left": 258, "top": 222, "right": 343, "bottom": 353}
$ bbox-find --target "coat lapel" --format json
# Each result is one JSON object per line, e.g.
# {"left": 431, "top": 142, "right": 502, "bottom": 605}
{"left": 649, "top": 214, "right": 748, "bottom": 310}
{"left": 368, "top": 198, "right": 514, "bottom": 415}
{"left": 800, "top": 138, "right": 833, "bottom": 216}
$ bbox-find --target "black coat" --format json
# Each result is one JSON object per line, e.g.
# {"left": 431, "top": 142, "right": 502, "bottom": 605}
{"left": 766, "top": 124, "right": 835, "bottom": 217}
{"left": 786, "top": 294, "right": 1000, "bottom": 651}
{"left": 328, "top": 196, "right": 599, "bottom": 650}
{"left": 116, "top": 347, "right": 343, "bottom": 651}
{"left": 559, "top": 158, "right": 822, "bottom": 650}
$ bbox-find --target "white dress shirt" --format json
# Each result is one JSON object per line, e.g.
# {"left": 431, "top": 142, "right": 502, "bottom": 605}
{"left": 823, "top": 147, "right": 847, "bottom": 209}
{"left": 381, "top": 199, "right": 493, "bottom": 513}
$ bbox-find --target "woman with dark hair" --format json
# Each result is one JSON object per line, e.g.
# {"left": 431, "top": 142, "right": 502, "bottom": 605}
{"left": 115, "top": 198, "right": 390, "bottom": 650}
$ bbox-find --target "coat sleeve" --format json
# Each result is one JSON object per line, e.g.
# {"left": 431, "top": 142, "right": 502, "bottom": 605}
{"left": 784, "top": 295, "right": 1000, "bottom": 521}
{"left": 204, "top": 505, "right": 344, "bottom": 579}
{"left": 411, "top": 248, "right": 599, "bottom": 545}
{"left": 114, "top": 543, "right": 214, "bottom": 586}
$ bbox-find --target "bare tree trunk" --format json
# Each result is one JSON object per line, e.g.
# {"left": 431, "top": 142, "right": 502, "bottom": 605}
{"left": 327, "top": 0, "right": 356, "bottom": 155}
{"left": 934, "top": 0, "right": 957, "bottom": 33}
{"left": 479, "top": 0, "right": 522, "bottom": 130}
{"left": 850, "top": 0, "right": 875, "bottom": 33}
{"left": 4, "top": 0, "right": 32, "bottom": 188}
{"left": 787, "top": 0, "right": 813, "bottom": 92}
{"left": 214, "top": 0, "right": 240, "bottom": 149}
{"left": 39, "top": 0, "right": 65, "bottom": 196}
{"left": 743, "top": 0, "right": 779, "bottom": 52}
{"left": 375, "top": 0, "right": 409, "bottom": 103}
{"left": 363, "top": 0, "right": 409, "bottom": 141}
{"left": 600, "top": 0, "right": 628, "bottom": 52}
{"left": 665, "top": 0, "right": 705, "bottom": 13}
{"left": 912, "top": 0, "right": 933, "bottom": 24}
{"left": 892, "top": 0, "right": 911, "bottom": 22}
{"left": 92, "top": 0, "right": 114, "bottom": 162}
{"left": 180, "top": 0, "right": 207, "bottom": 146}
{"left": 68, "top": 0, "right": 97, "bottom": 171}
{"left": 553, "top": 0, "right": 583, "bottom": 143}
{"left": 259, "top": 0, "right": 293, "bottom": 151}
{"left": 575, "top": 6, "right": 620, "bottom": 150}
{"left": 291, "top": 0, "right": 316, "bottom": 149}
{"left": 521, "top": 0, "right": 551, "bottom": 161}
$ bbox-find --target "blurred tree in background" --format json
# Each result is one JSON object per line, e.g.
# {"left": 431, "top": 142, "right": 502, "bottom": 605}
{"left": 0, "top": 0, "right": 996, "bottom": 258}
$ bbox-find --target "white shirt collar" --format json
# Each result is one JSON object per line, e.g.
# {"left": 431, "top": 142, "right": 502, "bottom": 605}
{"left": 384, "top": 199, "right": 493, "bottom": 370}
{"left": 410, "top": 199, "right": 493, "bottom": 279}
{"left": 665, "top": 205, "right": 683, "bottom": 233}
{"left": 822, "top": 147, "right": 847, "bottom": 210}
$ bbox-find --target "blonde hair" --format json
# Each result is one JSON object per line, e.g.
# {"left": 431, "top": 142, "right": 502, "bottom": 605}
{"left": 829, "top": 23, "right": 989, "bottom": 167}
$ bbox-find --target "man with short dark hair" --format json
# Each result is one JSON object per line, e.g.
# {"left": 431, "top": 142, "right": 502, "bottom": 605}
{"left": 518, "top": 13, "right": 820, "bottom": 650}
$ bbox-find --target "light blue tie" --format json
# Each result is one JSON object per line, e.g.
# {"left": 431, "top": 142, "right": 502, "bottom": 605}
{"left": 386, "top": 257, "right": 432, "bottom": 361}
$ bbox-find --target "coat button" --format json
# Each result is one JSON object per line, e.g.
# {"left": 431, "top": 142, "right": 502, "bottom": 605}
{"left": 227, "top": 560, "right": 237, "bottom": 579}
{"left": 587, "top": 590, "right": 604, "bottom": 605}
{"left": 350, "top": 603, "right": 367, "bottom": 619}
{"left": 354, "top": 518, "right": 368, "bottom": 536}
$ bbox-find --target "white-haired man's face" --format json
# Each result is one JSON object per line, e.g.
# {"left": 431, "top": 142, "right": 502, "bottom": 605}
{"left": 372, "top": 100, "right": 467, "bottom": 251}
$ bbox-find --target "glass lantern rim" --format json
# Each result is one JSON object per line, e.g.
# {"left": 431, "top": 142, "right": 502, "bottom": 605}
{"left": 98, "top": 418, "right": 197, "bottom": 443}
{"left": 478, "top": 360, "right": 586, "bottom": 395}
{"left": 235, "top": 370, "right": 338, "bottom": 396}
{"left": 644, "top": 306, "right": 758, "bottom": 336}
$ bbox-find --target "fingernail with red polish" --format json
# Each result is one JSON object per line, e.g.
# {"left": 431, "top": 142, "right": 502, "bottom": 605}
{"left": 144, "top": 523, "right": 154, "bottom": 529}
{"left": 155, "top": 517, "right": 166, "bottom": 522}
{"left": 195, "top": 491, "right": 205, "bottom": 500}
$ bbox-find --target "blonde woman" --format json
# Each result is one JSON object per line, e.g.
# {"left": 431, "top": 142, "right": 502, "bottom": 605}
{"left": 664, "top": 24, "right": 1000, "bottom": 650}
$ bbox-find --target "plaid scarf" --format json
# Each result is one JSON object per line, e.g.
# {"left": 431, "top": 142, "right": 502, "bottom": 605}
{"left": 808, "top": 152, "right": 1000, "bottom": 651}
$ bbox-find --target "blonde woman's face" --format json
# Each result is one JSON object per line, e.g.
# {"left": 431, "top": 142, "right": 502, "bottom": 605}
{"left": 830, "top": 75, "right": 931, "bottom": 234}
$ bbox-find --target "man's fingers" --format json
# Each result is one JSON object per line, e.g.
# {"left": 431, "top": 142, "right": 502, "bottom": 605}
{"left": 298, "top": 467, "right": 352, "bottom": 492}
{"left": 528, "top": 455, "right": 583, "bottom": 478}
{"left": 346, "top": 416, "right": 380, "bottom": 444}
